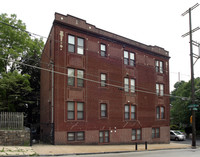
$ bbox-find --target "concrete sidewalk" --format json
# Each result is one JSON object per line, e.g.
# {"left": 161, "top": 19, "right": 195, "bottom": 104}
{"left": 0, "top": 142, "right": 194, "bottom": 156}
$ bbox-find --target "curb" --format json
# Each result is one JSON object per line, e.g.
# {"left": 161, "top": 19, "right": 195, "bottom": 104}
{"left": 2, "top": 144, "right": 199, "bottom": 156}
{"left": 38, "top": 147, "right": 195, "bottom": 156}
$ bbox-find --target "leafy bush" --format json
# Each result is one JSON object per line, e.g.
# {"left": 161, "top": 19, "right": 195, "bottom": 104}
{"left": 170, "top": 125, "right": 179, "bottom": 130}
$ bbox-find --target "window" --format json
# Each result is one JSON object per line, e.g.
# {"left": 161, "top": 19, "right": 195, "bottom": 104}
{"left": 100, "top": 44, "right": 106, "bottom": 57}
{"left": 101, "top": 104, "right": 107, "bottom": 118}
{"left": 130, "top": 79, "right": 135, "bottom": 93}
{"left": 101, "top": 73, "right": 107, "bottom": 87}
{"left": 77, "top": 132, "right": 84, "bottom": 141}
{"left": 68, "top": 35, "right": 84, "bottom": 55}
{"left": 125, "top": 104, "right": 136, "bottom": 120}
{"left": 67, "top": 102, "right": 75, "bottom": 120}
{"left": 68, "top": 68, "right": 75, "bottom": 86}
{"left": 68, "top": 68, "right": 84, "bottom": 87}
{"left": 152, "top": 128, "right": 160, "bottom": 138}
{"left": 124, "top": 78, "right": 135, "bottom": 93}
{"left": 124, "top": 51, "right": 135, "bottom": 66}
{"left": 124, "top": 78, "right": 129, "bottom": 92}
{"left": 156, "top": 106, "right": 165, "bottom": 119}
{"left": 68, "top": 35, "right": 75, "bottom": 53}
{"left": 130, "top": 53, "right": 135, "bottom": 66}
{"left": 67, "top": 132, "right": 84, "bottom": 141}
{"left": 156, "top": 83, "right": 164, "bottom": 96}
{"left": 67, "top": 101, "right": 84, "bottom": 120}
{"left": 99, "top": 131, "right": 109, "bottom": 143}
{"left": 77, "top": 102, "right": 84, "bottom": 120}
{"left": 67, "top": 132, "right": 75, "bottom": 141}
{"left": 155, "top": 60, "right": 163, "bottom": 73}
{"left": 77, "top": 38, "right": 84, "bottom": 55}
{"left": 124, "top": 51, "right": 129, "bottom": 65}
{"left": 77, "top": 70, "right": 84, "bottom": 87}
{"left": 161, "top": 107, "right": 165, "bottom": 119}
{"left": 132, "top": 129, "right": 141, "bottom": 140}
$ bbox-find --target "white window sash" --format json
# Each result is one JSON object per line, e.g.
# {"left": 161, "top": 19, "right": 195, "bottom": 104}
{"left": 68, "top": 35, "right": 75, "bottom": 44}
{"left": 130, "top": 53, "right": 134, "bottom": 60}
{"left": 124, "top": 51, "right": 128, "bottom": 58}
{"left": 130, "top": 79, "right": 135, "bottom": 93}
{"left": 101, "top": 44, "right": 106, "bottom": 51}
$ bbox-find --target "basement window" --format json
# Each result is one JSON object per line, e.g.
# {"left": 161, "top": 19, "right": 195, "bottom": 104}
{"left": 132, "top": 129, "right": 141, "bottom": 140}
{"left": 152, "top": 128, "right": 160, "bottom": 139}
{"left": 99, "top": 131, "right": 109, "bottom": 143}
{"left": 67, "top": 132, "right": 85, "bottom": 141}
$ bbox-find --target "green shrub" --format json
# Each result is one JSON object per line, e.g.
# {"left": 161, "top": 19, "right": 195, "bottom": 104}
{"left": 170, "top": 125, "right": 179, "bottom": 130}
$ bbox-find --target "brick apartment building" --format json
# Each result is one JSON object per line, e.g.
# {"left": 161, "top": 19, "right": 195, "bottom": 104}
{"left": 40, "top": 13, "right": 170, "bottom": 144}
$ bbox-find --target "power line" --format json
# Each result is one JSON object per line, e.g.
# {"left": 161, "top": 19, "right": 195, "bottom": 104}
{"left": 0, "top": 20, "right": 46, "bottom": 39}
{"left": 3, "top": 17, "right": 192, "bottom": 88}
{"left": 0, "top": 19, "right": 171, "bottom": 74}
{"left": 0, "top": 56, "right": 191, "bottom": 100}
{"left": 0, "top": 21, "right": 189, "bottom": 97}
{"left": 0, "top": 17, "right": 193, "bottom": 99}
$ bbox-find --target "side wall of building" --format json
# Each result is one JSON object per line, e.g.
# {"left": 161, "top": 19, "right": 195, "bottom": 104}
{"left": 40, "top": 27, "right": 55, "bottom": 143}
{"left": 41, "top": 14, "right": 170, "bottom": 145}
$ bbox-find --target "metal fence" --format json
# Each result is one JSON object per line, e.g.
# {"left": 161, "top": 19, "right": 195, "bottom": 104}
{"left": 0, "top": 112, "right": 24, "bottom": 130}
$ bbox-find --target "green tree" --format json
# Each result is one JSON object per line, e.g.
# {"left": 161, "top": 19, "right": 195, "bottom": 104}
{"left": 170, "top": 78, "right": 200, "bottom": 130}
{"left": 19, "top": 38, "right": 44, "bottom": 124}
{"left": 0, "top": 71, "right": 32, "bottom": 112}
{"left": 0, "top": 13, "right": 31, "bottom": 72}
{"left": 0, "top": 13, "right": 44, "bottom": 125}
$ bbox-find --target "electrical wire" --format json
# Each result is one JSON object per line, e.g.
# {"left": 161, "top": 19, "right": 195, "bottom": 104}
{"left": 0, "top": 19, "right": 167, "bottom": 93}
{"left": 0, "top": 21, "right": 194, "bottom": 98}
{"left": 0, "top": 19, "right": 193, "bottom": 99}
{"left": 0, "top": 19, "right": 193, "bottom": 78}
{"left": 0, "top": 56, "right": 191, "bottom": 100}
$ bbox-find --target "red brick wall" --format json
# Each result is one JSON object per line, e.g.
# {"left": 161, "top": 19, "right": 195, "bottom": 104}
{"left": 41, "top": 14, "right": 170, "bottom": 144}
{"left": 54, "top": 126, "right": 170, "bottom": 144}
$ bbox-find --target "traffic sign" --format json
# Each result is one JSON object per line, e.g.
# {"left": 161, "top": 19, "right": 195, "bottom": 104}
{"left": 189, "top": 108, "right": 198, "bottom": 111}
{"left": 188, "top": 104, "right": 199, "bottom": 108}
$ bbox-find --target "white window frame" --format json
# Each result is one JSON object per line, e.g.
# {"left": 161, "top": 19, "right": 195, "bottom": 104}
{"left": 101, "top": 73, "right": 107, "bottom": 87}
{"left": 124, "top": 78, "right": 129, "bottom": 92}
{"left": 155, "top": 60, "right": 163, "bottom": 73}
{"left": 68, "top": 35, "right": 75, "bottom": 53}
{"left": 100, "top": 44, "right": 106, "bottom": 57}
{"left": 100, "top": 103, "right": 107, "bottom": 118}
{"left": 77, "top": 38, "right": 84, "bottom": 55}
{"left": 68, "top": 68, "right": 75, "bottom": 86}
{"left": 124, "top": 51, "right": 129, "bottom": 65}
{"left": 77, "top": 70, "right": 84, "bottom": 87}
{"left": 156, "top": 83, "right": 164, "bottom": 96}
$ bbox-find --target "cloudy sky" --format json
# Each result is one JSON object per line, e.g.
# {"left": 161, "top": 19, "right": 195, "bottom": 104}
{"left": 1, "top": 0, "right": 200, "bottom": 91}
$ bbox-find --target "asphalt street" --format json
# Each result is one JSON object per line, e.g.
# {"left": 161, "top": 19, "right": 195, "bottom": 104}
{"left": 60, "top": 148, "right": 200, "bottom": 157}
{"left": 171, "top": 138, "right": 200, "bottom": 146}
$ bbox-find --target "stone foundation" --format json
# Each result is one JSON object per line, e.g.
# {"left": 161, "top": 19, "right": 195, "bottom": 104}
{"left": 0, "top": 130, "right": 30, "bottom": 146}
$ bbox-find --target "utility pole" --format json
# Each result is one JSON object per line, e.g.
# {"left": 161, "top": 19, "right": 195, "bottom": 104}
{"left": 181, "top": 3, "right": 199, "bottom": 148}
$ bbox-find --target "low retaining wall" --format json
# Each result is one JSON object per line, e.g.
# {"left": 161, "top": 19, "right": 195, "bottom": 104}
{"left": 0, "top": 130, "right": 30, "bottom": 146}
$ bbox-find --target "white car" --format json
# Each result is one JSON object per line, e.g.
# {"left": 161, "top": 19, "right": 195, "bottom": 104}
{"left": 170, "top": 130, "right": 186, "bottom": 141}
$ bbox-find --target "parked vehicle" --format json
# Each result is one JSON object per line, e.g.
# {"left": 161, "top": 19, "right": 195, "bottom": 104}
{"left": 170, "top": 130, "right": 186, "bottom": 141}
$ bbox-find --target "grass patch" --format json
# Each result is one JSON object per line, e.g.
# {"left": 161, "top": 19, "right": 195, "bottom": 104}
{"left": 29, "top": 152, "right": 39, "bottom": 156}
{"left": 0, "top": 148, "right": 4, "bottom": 152}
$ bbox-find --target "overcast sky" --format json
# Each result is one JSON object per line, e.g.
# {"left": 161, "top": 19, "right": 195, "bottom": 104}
{"left": 1, "top": 0, "right": 200, "bottom": 92}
